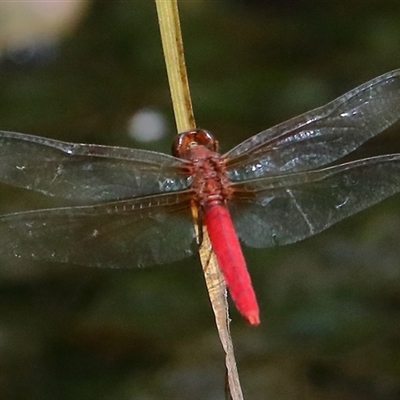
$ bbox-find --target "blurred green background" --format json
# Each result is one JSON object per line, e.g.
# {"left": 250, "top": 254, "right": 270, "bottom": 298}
{"left": 1, "top": 1, "right": 400, "bottom": 399}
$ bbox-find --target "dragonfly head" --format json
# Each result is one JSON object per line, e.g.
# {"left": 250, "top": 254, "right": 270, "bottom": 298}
{"left": 172, "top": 129, "right": 219, "bottom": 159}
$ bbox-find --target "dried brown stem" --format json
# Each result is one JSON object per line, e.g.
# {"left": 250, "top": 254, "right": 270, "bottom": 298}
{"left": 155, "top": 1, "right": 244, "bottom": 399}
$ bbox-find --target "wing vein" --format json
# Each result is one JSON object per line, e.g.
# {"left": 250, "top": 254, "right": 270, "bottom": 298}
{"left": 286, "top": 188, "right": 315, "bottom": 235}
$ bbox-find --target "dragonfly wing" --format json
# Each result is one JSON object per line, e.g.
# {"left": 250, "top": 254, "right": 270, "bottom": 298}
{"left": 0, "top": 191, "right": 197, "bottom": 268}
{"left": 225, "top": 70, "right": 400, "bottom": 180}
{"left": 0, "top": 131, "right": 190, "bottom": 202}
{"left": 230, "top": 154, "right": 400, "bottom": 247}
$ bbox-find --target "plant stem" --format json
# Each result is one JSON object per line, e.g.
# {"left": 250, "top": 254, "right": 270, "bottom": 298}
{"left": 155, "top": 1, "right": 244, "bottom": 399}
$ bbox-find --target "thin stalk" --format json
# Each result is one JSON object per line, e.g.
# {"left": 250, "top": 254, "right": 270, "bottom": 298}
{"left": 155, "top": 1, "right": 244, "bottom": 399}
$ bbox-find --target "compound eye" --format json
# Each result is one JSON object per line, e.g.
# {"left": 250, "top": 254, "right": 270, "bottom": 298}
{"left": 171, "top": 129, "right": 217, "bottom": 158}
{"left": 171, "top": 131, "right": 192, "bottom": 158}
{"left": 195, "top": 130, "right": 218, "bottom": 152}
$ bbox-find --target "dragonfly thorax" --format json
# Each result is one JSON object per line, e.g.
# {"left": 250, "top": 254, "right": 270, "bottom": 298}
{"left": 186, "top": 145, "right": 232, "bottom": 211}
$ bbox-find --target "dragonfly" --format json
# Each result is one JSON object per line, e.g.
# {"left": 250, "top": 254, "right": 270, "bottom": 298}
{"left": 1, "top": 70, "right": 400, "bottom": 325}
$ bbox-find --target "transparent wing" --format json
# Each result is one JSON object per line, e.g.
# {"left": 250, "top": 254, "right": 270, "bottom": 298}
{"left": 0, "top": 191, "right": 198, "bottom": 268}
{"left": 0, "top": 131, "right": 190, "bottom": 203}
{"left": 229, "top": 154, "right": 400, "bottom": 247}
{"left": 225, "top": 70, "right": 400, "bottom": 181}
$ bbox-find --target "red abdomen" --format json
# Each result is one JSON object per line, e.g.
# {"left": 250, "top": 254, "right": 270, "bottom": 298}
{"left": 204, "top": 204, "right": 260, "bottom": 325}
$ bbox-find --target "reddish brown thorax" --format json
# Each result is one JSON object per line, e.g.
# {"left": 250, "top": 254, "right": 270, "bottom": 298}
{"left": 172, "top": 129, "right": 232, "bottom": 211}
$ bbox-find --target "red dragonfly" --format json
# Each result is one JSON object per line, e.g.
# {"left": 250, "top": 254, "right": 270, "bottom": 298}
{"left": 1, "top": 70, "right": 400, "bottom": 325}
